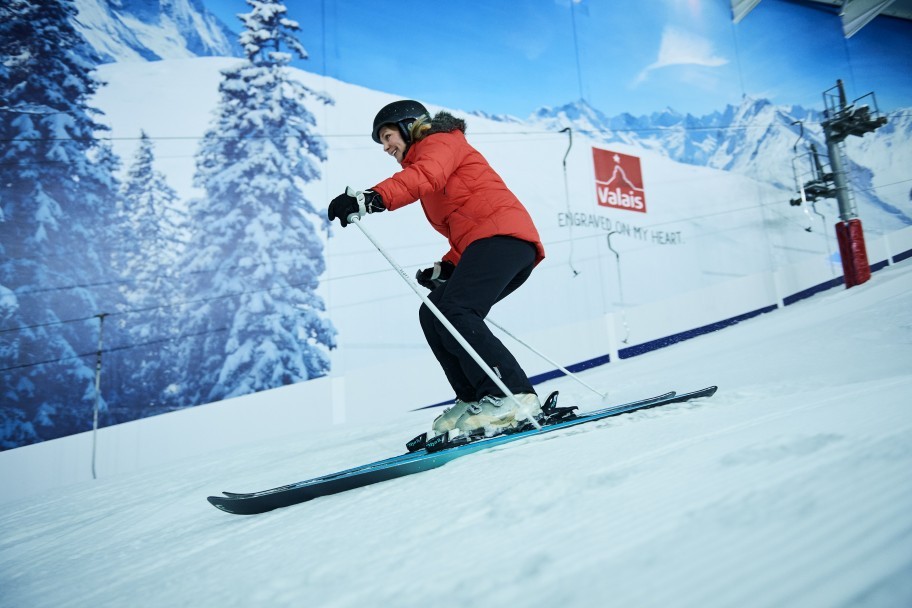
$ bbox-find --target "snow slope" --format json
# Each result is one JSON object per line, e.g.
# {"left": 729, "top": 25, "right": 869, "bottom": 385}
{"left": 1, "top": 261, "right": 910, "bottom": 607}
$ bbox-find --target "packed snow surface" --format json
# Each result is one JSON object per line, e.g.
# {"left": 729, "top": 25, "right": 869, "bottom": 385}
{"left": 2, "top": 262, "right": 911, "bottom": 607}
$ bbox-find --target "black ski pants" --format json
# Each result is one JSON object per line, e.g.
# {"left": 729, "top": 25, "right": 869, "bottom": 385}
{"left": 419, "top": 236, "right": 537, "bottom": 402}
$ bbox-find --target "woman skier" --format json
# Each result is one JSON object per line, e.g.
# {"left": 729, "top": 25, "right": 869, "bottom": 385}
{"left": 327, "top": 100, "right": 546, "bottom": 437}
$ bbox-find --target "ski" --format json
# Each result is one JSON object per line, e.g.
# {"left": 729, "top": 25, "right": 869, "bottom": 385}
{"left": 212, "top": 391, "right": 671, "bottom": 502}
{"left": 407, "top": 389, "right": 673, "bottom": 453}
{"left": 207, "top": 385, "right": 717, "bottom": 515}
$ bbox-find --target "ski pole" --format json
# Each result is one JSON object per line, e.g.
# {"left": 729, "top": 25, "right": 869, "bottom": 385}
{"left": 486, "top": 318, "right": 607, "bottom": 400}
{"left": 348, "top": 213, "right": 541, "bottom": 430}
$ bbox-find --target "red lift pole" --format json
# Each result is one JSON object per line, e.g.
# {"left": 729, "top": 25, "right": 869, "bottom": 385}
{"left": 819, "top": 80, "right": 887, "bottom": 288}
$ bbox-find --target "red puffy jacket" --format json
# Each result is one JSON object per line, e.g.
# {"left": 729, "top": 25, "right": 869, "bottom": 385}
{"left": 371, "top": 127, "right": 545, "bottom": 267}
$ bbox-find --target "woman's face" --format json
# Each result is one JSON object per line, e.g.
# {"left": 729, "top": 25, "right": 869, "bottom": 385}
{"left": 378, "top": 125, "right": 406, "bottom": 162}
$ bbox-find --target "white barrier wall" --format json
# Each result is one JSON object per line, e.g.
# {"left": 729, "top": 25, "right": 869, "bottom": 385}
{"left": 885, "top": 225, "right": 912, "bottom": 263}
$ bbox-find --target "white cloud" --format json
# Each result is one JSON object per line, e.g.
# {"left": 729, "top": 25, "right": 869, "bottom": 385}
{"left": 634, "top": 26, "right": 728, "bottom": 85}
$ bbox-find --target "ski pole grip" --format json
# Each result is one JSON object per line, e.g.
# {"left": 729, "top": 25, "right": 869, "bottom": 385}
{"left": 346, "top": 186, "right": 365, "bottom": 225}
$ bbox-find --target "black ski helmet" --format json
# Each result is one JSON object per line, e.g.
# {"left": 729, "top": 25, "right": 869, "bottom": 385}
{"left": 371, "top": 100, "right": 430, "bottom": 144}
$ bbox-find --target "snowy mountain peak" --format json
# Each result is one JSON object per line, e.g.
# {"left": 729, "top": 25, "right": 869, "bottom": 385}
{"left": 72, "top": 0, "right": 241, "bottom": 63}
{"left": 468, "top": 109, "right": 524, "bottom": 124}
{"left": 531, "top": 99, "right": 616, "bottom": 137}
{"left": 533, "top": 99, "right": 604, "bottom": 122}
{"left": 738, "top": 95, "right": 773, "bottom": 115}
{"left": 648, "top": 106, "right": 685, "bottom": 127}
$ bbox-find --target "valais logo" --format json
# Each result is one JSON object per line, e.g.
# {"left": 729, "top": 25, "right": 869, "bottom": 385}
{"left": 593, "top": 148, "right": 647, "bottom": 213}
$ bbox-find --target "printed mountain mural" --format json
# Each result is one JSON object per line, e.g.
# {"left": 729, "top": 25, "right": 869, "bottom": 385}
{"left": 72, "top": 0, "right": 241, "bottom": 62}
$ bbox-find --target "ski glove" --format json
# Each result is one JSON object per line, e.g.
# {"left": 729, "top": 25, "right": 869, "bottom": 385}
{"left": 328, "top": 187, "right": 385, "bottom": 227}
{"left": 416, "top": 261, "right": 455, "bottom": 290}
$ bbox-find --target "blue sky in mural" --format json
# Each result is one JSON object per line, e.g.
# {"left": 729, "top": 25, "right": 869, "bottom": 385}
{"left": 207, "top": 0, "right": 912, "bottom": 117}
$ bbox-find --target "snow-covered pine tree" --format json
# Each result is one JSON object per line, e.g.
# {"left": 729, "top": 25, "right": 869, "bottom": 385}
{"left": 0, "top": 0, "right": 122, "bottom": 449}
{"left": 177, "top": 0, "right": 335, "bottom": 404}
{"left": 114, "top": 131, "right": 188, "bottom": 418}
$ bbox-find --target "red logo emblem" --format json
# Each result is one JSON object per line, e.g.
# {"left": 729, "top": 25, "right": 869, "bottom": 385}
{"left": 593, "top": 148, "right": 647, "bottom": 213}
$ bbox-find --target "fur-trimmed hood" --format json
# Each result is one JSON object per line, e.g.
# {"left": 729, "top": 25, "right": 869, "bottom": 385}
{"left": 424, "top": 111, "right": 467, "bottom": 136}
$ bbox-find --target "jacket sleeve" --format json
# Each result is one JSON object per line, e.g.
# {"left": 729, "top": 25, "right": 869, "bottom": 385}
{"left": 441, "top": 249, "right": 460, "bottom": 266}
{"left": 371, "top": 133, "right": 466, "bottom": 211}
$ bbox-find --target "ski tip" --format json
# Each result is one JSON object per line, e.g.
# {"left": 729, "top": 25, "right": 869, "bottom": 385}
{"left": 685, "top": 385, "right": 718, "bottom": 400}
{"left": 208, "top": 495, "right": 260, "bottom": 515}
{"left": 679, "top": 385, "right": 718, "bottom": 400}
{"left": 207, "top": 496, "right": 233, "bottom": 512}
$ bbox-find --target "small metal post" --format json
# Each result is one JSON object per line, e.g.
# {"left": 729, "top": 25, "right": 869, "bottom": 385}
{"left": 560, "top": 127, "right": 580, "bottom": 277}
{"left": 606, "top": 231, "right": 630, "bottom": 344}
{"left": 91, "top": 313, "right": 108, "bottom": 480}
